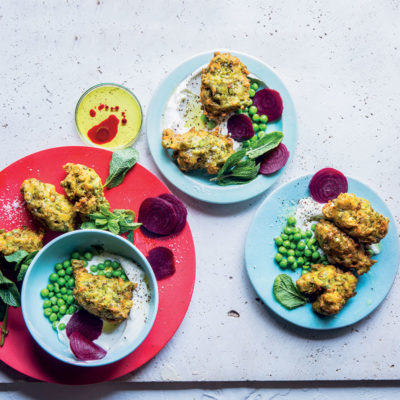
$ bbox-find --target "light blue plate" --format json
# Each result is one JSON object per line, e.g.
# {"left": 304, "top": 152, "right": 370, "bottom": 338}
{"left": 245, "top": 175, "right": 399, "bottom": 330}
{"left": 21, "top": 230, "right": 158, "bottom": 366}
{"left": 146, "top": 50, "right": 297, "bottom": 204}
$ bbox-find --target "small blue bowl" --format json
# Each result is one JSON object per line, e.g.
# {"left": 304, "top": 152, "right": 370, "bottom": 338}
{"left": 21, "top": 230, "right": 158, "bottom": 367}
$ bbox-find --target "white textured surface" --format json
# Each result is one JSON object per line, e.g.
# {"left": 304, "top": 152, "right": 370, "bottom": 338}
{"left": 1, "top": 0, "right": 400, "bottom": 392}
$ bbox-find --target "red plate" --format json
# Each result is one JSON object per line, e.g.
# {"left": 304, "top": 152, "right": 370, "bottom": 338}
{"left": 0, "top": 146, "right": 196, "bottom": 384}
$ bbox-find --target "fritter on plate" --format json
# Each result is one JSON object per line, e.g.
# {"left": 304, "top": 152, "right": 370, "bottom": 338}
{"left": 72, "top": 259, "right": 136, "bottom": 324}
{"left": 322, "top": 193, "right": 389, "bottom": 244}
{"left": 0, "top": 227, "right": 43, "bottom": 256}
{"left": 296, "top": 264, "right": 357, "bottom": 315}
{"left": 20, "top": 179, "right": 76, "bottom": 232}
{"left": 61, "top": 163, "right": 109, "bottom": 217}
{"left": 315, "top": 219, "right": 375, "bottom": 275}
{"left": 162, "top": 127, "right": 234, "bottom": 174}
{"left": 200, "top": 52, "right": 251, "bottom": 121}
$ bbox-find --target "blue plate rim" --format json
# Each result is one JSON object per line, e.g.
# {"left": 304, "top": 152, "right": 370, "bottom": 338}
{"left": 245, "top": 174, "right": 400, "bottom": 330}
{"left": 146, "top": 49, "right": 298, "bottom": 204}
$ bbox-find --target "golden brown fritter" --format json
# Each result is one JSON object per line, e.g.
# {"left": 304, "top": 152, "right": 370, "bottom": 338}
{"left": 296, "top": 264, "right": 357, "bottom": 315}
{"left": 322, "top": 193, "right": 389, "bottom": 244}
{"left": 315, "top": 220, "right": 375, "bottom": 275}
{"left": 0, "top": 227, "right": 43, "bottom": 256}
{"left": 162, "top": 127, "right": 234, "bottom": 174}
{"left": 20, "top": 179, "right": 76, "bottom": 232}
{"left": 61, "top": 163, "right": 109, "bottom": 217}
{"left": 72, "top": 259, "right": 136, "bottom": 324}
{"left": 200, "top": 52, "right": 251, "bottom": 121}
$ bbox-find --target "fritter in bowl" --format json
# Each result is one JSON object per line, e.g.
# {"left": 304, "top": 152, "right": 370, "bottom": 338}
{"left": 200, "top": 52, "right": 251, "bottom": 121}
{"left": 322, "top": 193, "right": 389, "bottom": 244}
{"left": 162, "top": 127, "right": 234, "bottom": 175}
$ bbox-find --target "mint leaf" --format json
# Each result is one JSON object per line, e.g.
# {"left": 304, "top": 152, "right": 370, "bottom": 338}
{"left": 4, "top": 250, "right": 28, "bottom": 265}
{"left": 0, "top": 284, "right": 20, "bottom": 307}
{"left": 273, "top": 274, "right": 307, "bottom": 310}
{"left": 104, "top": 148, "right": 139, "bottom": 188}
{"left": 246, "top": 131, "right": 283, "bottom": 159}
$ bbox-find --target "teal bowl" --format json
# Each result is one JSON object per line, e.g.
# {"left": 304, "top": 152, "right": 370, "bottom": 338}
{"left": 21, "top": 230, "right": 158, "bottom": 367}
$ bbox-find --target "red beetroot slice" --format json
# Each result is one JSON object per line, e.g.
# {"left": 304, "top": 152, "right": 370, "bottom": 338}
{"left": 227, "top": 114, "right": 255, "bottom": 142}
{"left": 309, "top": 168, "right": 348, "bottom": 203}
{"left": 158, "top": 193, "right": 187, "bottom": 234}
{"left": 259, "top": 143, "right": 290, "bottom": 175}
{"left": 147, "top": 246, "right": 175, "bottom": 280}
{"left": 66, "top": 309, "right": 103, "bottom": 341}
{"left": 69, "top": 331, "right": 107, "bottom": 361}
{"left": 252, "top": 89, "right": 283, "bottom": 122}
{"left": 138, "top": 197, "right": 178, "bottom": 235}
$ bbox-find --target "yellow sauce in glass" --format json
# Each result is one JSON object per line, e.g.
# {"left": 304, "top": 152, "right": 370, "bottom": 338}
{"left": 75, "top": 84, "right": 142, "bottom": 149}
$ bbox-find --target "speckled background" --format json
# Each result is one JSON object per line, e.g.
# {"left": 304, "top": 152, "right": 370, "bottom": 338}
{"left": 1, "top": 0, "right": 400, "bottom": 397}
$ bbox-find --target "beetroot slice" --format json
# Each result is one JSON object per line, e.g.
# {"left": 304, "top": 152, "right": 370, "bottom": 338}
{"left": 158, "top": 193, "right": 187, "bottom": 234}
{"left": 147, "top": 246, "right": 175, "bottom": 280}
{"left": 66, "top": 309, "right": 103, "bottom": 341}
{"left": 227, "top": 114, "right": 255, "bottom": 142}
{"left": 69, "top": 331, "right": 107, "bottom": 361}
{"left": 259, "top": 143, "right": 290, "bottom": 175}
{"left": 309, "top": 168, "right": 348, "bottom": 203}
{"left": 252, "top": 89, "right": 283, "bottom": 122}
{"left": 138, "top": 197, "right": 178, "bottom": 235}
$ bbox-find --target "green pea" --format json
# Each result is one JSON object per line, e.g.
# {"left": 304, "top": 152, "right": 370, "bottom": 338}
{"left": 66, "top": 295, "right": 74, "bottom": 305}
{"left": 303, "top": 265, "right": 311, "bottom": 270}
{"left": 290, "top": 243, "right": 297, "bottom": 250}
{"left": 56, "top": 293, "right": 62, "bottom": 298}
{"left": 60, "top": 287, "right": 67, "bottom": 294}
{"left": 50, "top": 296, "right": 57, "bottom": 305}
{"left": 44, "top": 308, "right": 52, "bottom": 317}
{"left": 311, "top": 224, "right": 316, "bottom": 231}
{"left": 252, "top": 123, "right": 259, "bottom": 132}
{"left": 63, "top": 260, "right": 71, "bottom": 268}
{"left": 279, "top": 259, "right": 288, "bottom": 269}
{"left": 307, "top": 238, "right": 316, "bottom": 247}
{"left": 306, "top": 231, "right": 313, "bottom": 238}
{"left": 71, "top": 251, "right": 80, "bottom": 260}
{"left": 281, "top": 233, "right": 289, "bottom": 240}
{"left": 105, "top": 271, "right": 113, "bottom": 278}
{"left": 121, "top": 275, "right": 129, "bottom": 281}
{"left": 49, "top": 273, "right": 58, "bottom": 282}
{"left": 97, "top": 271, "right": 105, "bottom": 276}
{"left": 287, "top": 249, "right": 295, "bottom": 256}
{"left": 84, "top": 251, "right": 93, "bottom": 261}
{"left": 67, "top": 305, "right": 76, "bottom": 315}
{"left": 67, "top": 278, "right": 75, "bottom": 288}
{"left": 200, "top": 114, "right": 208, "bottom": 123}
{"left": 53, "top": 283, "right": 60, "bottom": 293}
{"left": 260, "top": 114, "right": 268, "bottom": 124}
{"left": 322, "top": 261, "right": 328, "bottom": 265}
{"left": 58, "top": 323, "right": 66, "bottom": 331}
{"left": 295, "top": 250, "right": 303, "bottom": 257}
{"left": 90, "top": 265, "right": 98, "bottom": 273}
{"left": 291, "top": 262, "right": 298, "bottom": 270}
{"left": 297, "top": 257, "right": 305, "bottom": 266}
{"left": 207, "top": 120, "right": 217, "bottom": 130}
{"left": 111, "top": 261, "right": 120, "bottom": 270}
{"left": 58, "top": 277, "right": 66, "bottom": 287}
{"left": 47, "top": 283, "right": 54, "bottom": 291}
{"left": 244, "top": 107, "right": 249, "bottom": 113}
{"left": 275, "top": 237, "right": 283, "bottom": 246}
{"left": 304, "top": 249, "right": 312, "bottom": 258}
{"left": 251, "top": 82, "right": 259, "bottom": 90}
{"left": 48, "top": 291, "right": 55, "bottom": 298}
{"left": 55, "top": 263, "right": 63, "bottom": 271}
{"left": 65, "top": 267, "right": 73, "bottom": 276}
{"left": 283, "top": 226, "right": 292, "bottom": 235}
{"left": 293, "top": 233, "right": 301, "bottom": 242}
{"left": 258, "top": 123, "right": 267, "bottom": 131}
{"left": 62, "top": 294, "right": 68, "bottom": 301}
{"left": 287, "top": 216, "right": 296, "bottom": 226}
{"left": 248, "top": 99, "right": 253, "bottom": 106}
{"left": 97, "top": 263, "right": 105, "bottom": 270}
{"left": 275, "top": 253, "right": 283, "bottom": 263}
{"left": 297, "top": 241, "right": 306, "bottom": 251}
{"left": 56, "top": 298, "right": 65, "bottom": 306}
{"left": 312, "top": 251, "right": 320, "bottom": 261}
{"left": 249, "top": 105, "right": 258, "bottom": 115}
{"left": 301, "top": 232, "right": 307, "bottom": 239}
{"left": 287, "top": 256, "right": 295, "bottom": 264}
{"left": 43, "top": 300, "right": 52, "bottom": 308}
{"left": 252, "top": 113, "right": 260, "bottom": 122}
{"left": 59, "top": 305, "right": 67, "bottom": 315}
{"left": 51, "top": 305, "right": 59, "bottom": 313}
{"left": 278, "top": 246, "right": 287, "bottom": 255}
{"left": 40, "top": 288, "right": 49, "bottom": 298}
{"left": 113, "top": 270, "right": 122, "bottom": 277}
{"left": 104, "top": 259, "right": 111, "bottom": 267}
{"left": 249, "top": 88, "right": 256, "bottom": 97}
{"left": 283, "top": 240, "right": 291, "bottom": 248}
{"left": 304, "top": 261, "right": 311, "bottom": 266}
{"left": 57, "top": 269, "right": 66, "bottom": 277}
{"left": 52, "top": 321, "right": 58, "bottom": 330}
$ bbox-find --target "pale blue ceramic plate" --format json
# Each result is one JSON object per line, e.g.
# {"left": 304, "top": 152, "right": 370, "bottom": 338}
{"left": 146, "top": 50, "right": 297, "bottom": 204}
{"left": 245, "top": 175, "right": 399, "bottom": 330}
{"left": 21, "top": 230, "right": 158, "bottom": 366}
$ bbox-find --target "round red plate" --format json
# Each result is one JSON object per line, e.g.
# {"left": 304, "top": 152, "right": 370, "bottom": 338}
{"left": 0, "top": 146, "right": 196, "bottom": 384}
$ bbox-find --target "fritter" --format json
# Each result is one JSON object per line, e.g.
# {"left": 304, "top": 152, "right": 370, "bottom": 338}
{"left": 0, "top": 227, "right": 43, "bottom": 256}
{"left": 162, "top": 127, "right": 234, "bottom": 174}
{"left": 315, "top": 220, "right": 375, "bottom": 275}
{"left": 72, "top": 259, "right": 136, "bottom": 324}
{"left": 20, "top": 179, "right": 76, "bottom": 232}
{"left": 200, "top": 52, "right": 251, "bottom": 121}
{"left": 322, "top": 193, "right": 389, "bottom": 244}
{"left": 296, "top": 264, "right": 357, "bottom": 315}
{"left": 61, "top": 163, "right": 109, "bottom": 217}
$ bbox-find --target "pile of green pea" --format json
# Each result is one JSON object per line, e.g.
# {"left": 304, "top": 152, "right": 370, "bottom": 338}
{"left": 274, "top": 216, "right": 328, "bottom": 271}
{"left": 41, "top": 250, "right": 129, "bottom": 331}
{"left": 237, "top": 81, "right": 269, "bottom": 135}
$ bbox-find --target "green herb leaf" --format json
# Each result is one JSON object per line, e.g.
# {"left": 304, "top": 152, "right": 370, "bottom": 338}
{"left": 17, "top": 264, "right": 29, "bottom": 282}
{"left": 273, "top": 274, "right": 307, "bottom": 310}
{"left": 99, "top": 205, "right": 114, "bottom": 217}
{"left": 104, "top": 148, "right": 139, "bottom": 189}
{"left": 231, "top": 162, "right": 260, "bottom": 180}
{"left": 4, "top": 250, "right": 28, "bottom": 264}
{"left": 107, "top": 219, "right": 120, "bottom": 235}
{"left": 217, "top": 149, "right": 247, "bottom": 178}
{"left": 0, "top": 302, "right": 6, "bottom": 321}
{"left": 80, "top": 221, "right": 96, "bottom": 229}
{"left": 0, "top": 271, "right": 20, "bottom": 307}
{"left": 127, "top": 231, "right": 134, "bottom": 243}
{"left": 95, "top": 218, "right": 108, "bottom": 226}
{"left": 246, "top": 131, "right": 283, "bottom": 159}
